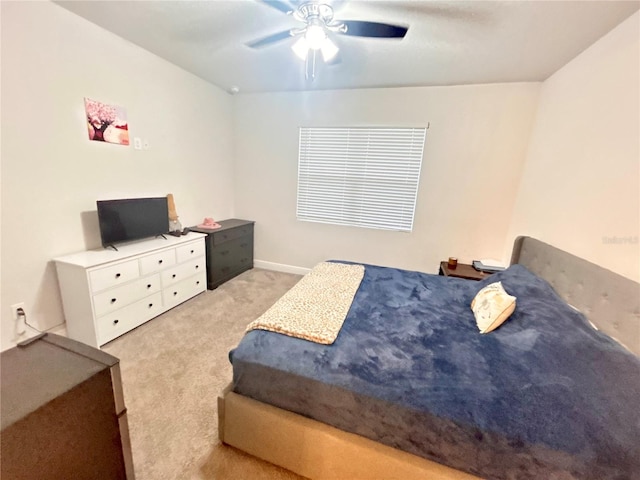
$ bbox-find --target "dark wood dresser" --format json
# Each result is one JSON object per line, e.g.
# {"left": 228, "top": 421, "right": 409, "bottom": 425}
{"left": 1, "top": 333, "right": 134, "bottom": 479}
{"left": 190, "top": 219, "right": 254, "bottom": 289}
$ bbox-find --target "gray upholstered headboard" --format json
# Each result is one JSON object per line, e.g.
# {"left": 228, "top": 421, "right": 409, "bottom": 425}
{"left": 510, "top": 236, "right": 640, "bottom": 356}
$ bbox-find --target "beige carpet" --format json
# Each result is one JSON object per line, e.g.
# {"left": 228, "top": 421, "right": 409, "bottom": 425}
{"left": 103, "top": 268, "right": 306, "bottom": 480}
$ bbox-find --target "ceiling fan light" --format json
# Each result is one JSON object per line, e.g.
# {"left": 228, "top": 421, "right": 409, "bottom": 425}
{"left": 321, "top": 38, "right": 339, "bottom": 62}
{"left": 291, "top": 36, "right": 309, "bottom": 60}
{"left": 305, "top": 24, "right": 326, "bottom": 50}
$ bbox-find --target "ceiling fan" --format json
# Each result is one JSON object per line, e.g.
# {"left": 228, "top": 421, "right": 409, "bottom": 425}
{"left": 247, "top": 0, "right": 409, "bottom": 80}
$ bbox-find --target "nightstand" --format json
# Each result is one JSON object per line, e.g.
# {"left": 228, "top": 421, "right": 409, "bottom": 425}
{"left": 439, "top": 261, "right": 491, "bottom": 281}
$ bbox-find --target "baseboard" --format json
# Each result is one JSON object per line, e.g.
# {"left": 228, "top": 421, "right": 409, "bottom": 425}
{"left": 48, "top": 323, "right": 68, "bottom": 337}
{"left": 254, "top": 260, "right": 311, "bottom": 275}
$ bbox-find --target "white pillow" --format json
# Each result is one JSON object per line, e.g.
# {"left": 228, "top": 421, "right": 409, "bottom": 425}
{"left": 471, "top": 282, "right": 517, "bottom": 334}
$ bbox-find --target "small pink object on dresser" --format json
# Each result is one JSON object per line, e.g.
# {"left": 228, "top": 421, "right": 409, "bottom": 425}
{"left": 197, "top": 217, "right": 221, "bottom": 230}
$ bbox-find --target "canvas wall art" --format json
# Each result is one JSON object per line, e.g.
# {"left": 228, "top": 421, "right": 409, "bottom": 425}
{"left": 84, "top": 98, "right": 130, "bottom": 146}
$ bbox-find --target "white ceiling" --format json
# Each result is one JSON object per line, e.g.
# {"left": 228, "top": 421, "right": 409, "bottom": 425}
{"left": 55, "top": 0, "right": 639, "bottom": 94}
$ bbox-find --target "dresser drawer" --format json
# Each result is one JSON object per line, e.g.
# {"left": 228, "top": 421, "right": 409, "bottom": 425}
{"left": 96, "top": 292, "right": 163, "bottom": 345}
{"left": 163, "top": 272, "right": 206, "bottom": 310}
{"left": 161, "top": 257, "right": 205, "bottom": 287}
{"left": 212, "top": 238, "right": 252, "bottom": 268}
{"left": 176, "top": 241, "right": 205, "bottom": 263}
{"left": 212, "top": 224, "right": 253, "bottom": 245}
{"left": 89, "top": 260, "right": 140, "bottom": 293}
{"left": 139, "top": 249, "right": 176, "bottom": 275}
{"left": 93, "top": 274, "right": 161, "bottom": 317}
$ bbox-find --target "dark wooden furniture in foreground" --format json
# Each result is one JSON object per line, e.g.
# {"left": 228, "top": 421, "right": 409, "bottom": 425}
{"left": 190, "top": 219, "right": 255, "bottom": 289}
{"left": 439, "top": 261, "right": 491, "bottom": 281}
{"left": 1, "top": 333, "right": 134, "bottom": 480}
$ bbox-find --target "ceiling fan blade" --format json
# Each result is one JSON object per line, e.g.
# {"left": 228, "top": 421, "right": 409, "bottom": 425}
{"left": 258, "top": 0, "right": 294, "bottom": 15}
{"left": 341, "top": 21, "right": 408, "bottom": 39}
{"left": 246, "top": 30, "right": 292, "bottom": 49}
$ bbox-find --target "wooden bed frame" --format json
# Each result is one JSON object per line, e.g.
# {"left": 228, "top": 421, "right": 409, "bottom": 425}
{"left": 218, "top": 236, "right": 639, "bottom": 479}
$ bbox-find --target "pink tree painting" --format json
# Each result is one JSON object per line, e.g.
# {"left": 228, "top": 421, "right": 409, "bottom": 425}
{"left": 84, "top": 98, "right": 130, "bottom": 146}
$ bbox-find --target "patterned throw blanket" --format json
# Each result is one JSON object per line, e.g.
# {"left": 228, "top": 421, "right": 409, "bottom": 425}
{"left": 246, "top": 262, "right": 365, "bottom": 344}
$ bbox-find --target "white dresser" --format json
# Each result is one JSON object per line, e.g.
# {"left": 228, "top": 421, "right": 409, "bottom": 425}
{"left": 54, "top": 233, "right": 207, "bottom": 348}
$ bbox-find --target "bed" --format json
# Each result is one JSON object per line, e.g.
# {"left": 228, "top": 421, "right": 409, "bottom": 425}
{"left": 218, "top": 237, "right": 640, "bottom": 479}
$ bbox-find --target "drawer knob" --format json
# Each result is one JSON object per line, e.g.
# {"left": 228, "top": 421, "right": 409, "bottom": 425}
{"left": 173, "top": 291, "right": 178, "bottom": 296}
{"left": 115, "top": 273, "right": 121, "bottom": 279}
{"left": 195, "top": 265, "right": 199, "bottom": 269}
{"left": 147, "top": 284, "right": 152, "bottom": 289}
{"left": 172, "top": 274, "right": 177, "bottom": 278}
{"left": 158, "top": 259, "right": 163, "bottom": 264}
{"left": 111, "top": 298, "right": 117, "bottom": 304}
{"left": 113, "top": 319, "right": 119, "bottom": 325}
{"left": 196, "top": 281, "right": 200, "bottom": 285}
{"left": 190, "top": 249, "right": 194, "bottom": 254}
{"left": 148, "top": 303, "right": 153, "bottom": 308}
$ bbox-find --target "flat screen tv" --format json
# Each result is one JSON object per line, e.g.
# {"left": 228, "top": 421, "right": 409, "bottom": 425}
{"left": 97, "top": 197, "right": 169, "bottom": 248}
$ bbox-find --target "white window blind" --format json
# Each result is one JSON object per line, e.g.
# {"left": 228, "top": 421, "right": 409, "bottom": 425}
{"left": 296, "top": 127, "right": 426, "bottom": 232}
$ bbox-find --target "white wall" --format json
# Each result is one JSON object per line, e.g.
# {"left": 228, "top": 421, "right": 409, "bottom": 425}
{"left": 234, "top": 84, "right": 540, "bottom": 273}
{"left": 3, "top": 3, "right": 635, "bottom": 353}
{"left": 0, "top": 1, "right": 235, "bottom": 350}
{"left": 507, "top": 11, "right": 640, "bottom": 281}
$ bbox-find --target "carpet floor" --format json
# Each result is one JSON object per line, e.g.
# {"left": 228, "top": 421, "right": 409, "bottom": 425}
{"left": 103, "top": 268, "right": 306, "bottom": 480}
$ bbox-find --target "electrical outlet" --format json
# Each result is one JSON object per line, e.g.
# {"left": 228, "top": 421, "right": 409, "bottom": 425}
{"left": 134, "top": 137, "right": 142, "bottom": 150}
{"left": 11, "top": 302, "right": 24, "bottom": 320}
{"left": 11, "top": 303, "right": 26, "bottom": 335}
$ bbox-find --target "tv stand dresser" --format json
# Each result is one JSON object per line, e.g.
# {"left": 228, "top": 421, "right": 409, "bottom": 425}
{"left": 54, "top": 233, "right": 206, "bottom": 348}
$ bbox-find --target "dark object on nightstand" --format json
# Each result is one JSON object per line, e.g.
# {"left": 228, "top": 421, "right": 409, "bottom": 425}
{"left": 190, "top": 219, "right": 254, "bottom": 289}
{"left": 1, "top": 334, "right": 134, "bottom": 479}
{"left": 439, "top": 261, "right": 491, "bottom": 281}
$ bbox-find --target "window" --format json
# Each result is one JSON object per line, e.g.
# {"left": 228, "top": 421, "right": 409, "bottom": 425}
{"left": 296, "top": 127, "right": 426, "bottom": 232}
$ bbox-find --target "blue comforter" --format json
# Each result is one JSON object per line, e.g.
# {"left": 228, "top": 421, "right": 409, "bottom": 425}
{"left": 230, "top": 264, "right": 640, "bottom": 479}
